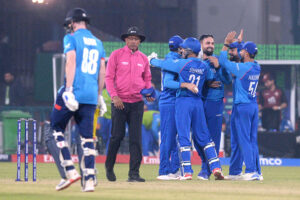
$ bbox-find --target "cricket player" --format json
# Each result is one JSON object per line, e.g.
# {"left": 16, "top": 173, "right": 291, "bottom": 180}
{"left": 213, "top": 31, "right": 262, "bottom": 181}
{"left": 157, "top": 35, "right": 198, "bottom": 180}
{"left": 49, "top": 8, "right": 106, "bottom": 191}
{"left": 149, "top": 37, "right": 224, "bottom": 180}
{"left": 193, "top": 34, "right": 232, "bottom": 180}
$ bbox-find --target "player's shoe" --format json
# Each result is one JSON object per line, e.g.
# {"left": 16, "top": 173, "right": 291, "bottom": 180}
{"left": 56, "top": 169, "right": 81, "bottom": 191}
{"left": 241, "top": 172, "right": 260, "bottom": 181}
{"left": 180, "top": 173, "right": 193, "bottom": 180}
{"left": 224, "top": 173, "right": 243, "bottom": 181}
{"left": 212, "top": 168, "right": 224, "bottom": 180}
{"left": 157, "top": 175, "right": 170, "bottom": 181}
{"left": 197, "top": 171, "right": 210, "bottom": 180}
{"left": 82, "top": 178, "right": 95, "bottom": 192}
{"left": 259, "top": 174, "right": 264, "bottom": 181}
{"left": 167, "top": 171, "right": 181, "bottom": 180}
{"left": 55, "top": 179, "right": 70, "bottom": 191}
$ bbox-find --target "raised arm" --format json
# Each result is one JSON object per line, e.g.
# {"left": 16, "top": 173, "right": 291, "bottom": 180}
{"left": 150, "top": 58, "right": 187, "bottom": 73}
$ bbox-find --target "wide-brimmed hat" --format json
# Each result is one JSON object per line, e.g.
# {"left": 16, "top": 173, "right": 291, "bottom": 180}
{"left": 121, "top": 26, "right": 145, "bottom": 42}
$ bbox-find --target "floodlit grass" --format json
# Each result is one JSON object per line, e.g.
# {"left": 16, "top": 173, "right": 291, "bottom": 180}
{"left": 1, "top": 163, "right": 300, "bottom": 200}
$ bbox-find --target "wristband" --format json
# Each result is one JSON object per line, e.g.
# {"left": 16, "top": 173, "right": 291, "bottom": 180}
{"left": 224, "top": 44, "right": 230, "bottom": 48}
{"left": 65, "top": 86, "right": 73, "bottom": 92}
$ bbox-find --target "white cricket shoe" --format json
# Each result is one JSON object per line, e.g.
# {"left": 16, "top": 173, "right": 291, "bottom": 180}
{"left": 259, "top": 174, "right": 264, "bottom": 181}
{"left": 157, "top": 175, "right": 170, "bottom": 181}
{"left": 180, "top": 173, "right": 193, "bottom": 180}
{"left": 82, "top": 178, "right": 95, "bottom": 192}
{"left": 224, "top": 173, "right": 243, "bottom": 181}
{"left": 55, "top": 179, "right": 70, "bottom": 191}
{"left": 167, "top": 171, "right": 180, "bottom": 180}
{"left": 241, "top": 172, "right": 260, "bottom": 181}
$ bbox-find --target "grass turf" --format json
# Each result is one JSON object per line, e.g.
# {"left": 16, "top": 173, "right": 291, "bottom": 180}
{"left": 0, "top": 163, "right": 300, "bottom": 200}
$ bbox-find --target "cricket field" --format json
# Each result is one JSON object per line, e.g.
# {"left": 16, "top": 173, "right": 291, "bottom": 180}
{"left": 0, "top": 163, "right": 300, "bottom": 200}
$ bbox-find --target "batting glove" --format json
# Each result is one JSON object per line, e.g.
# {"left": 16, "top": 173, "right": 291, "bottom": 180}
{"left": 62, "top": 87, "right": 79, "bottom": 112}
{"left": 147, "top": 52, "right": 158, "bottom": 63}
{"left": 98, "top": 95, "right": 107, "bottom": 116}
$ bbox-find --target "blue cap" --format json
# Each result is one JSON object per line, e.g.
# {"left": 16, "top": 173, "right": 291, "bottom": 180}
{"left": 229, "top": 41, "right": 244, "bottom": 52}
{"left": 242, "top": 41, "right": 258, "bottom": 55}
{"left": 179, "top": 37, "right": 201, "bottom": 54}
{"left": 169, "top": 35, "right": 183, "bottom": 51}
{"left": 140, "top": 87, "right": 156, "bottom": 98}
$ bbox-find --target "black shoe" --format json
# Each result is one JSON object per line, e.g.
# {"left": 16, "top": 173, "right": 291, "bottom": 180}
{"left": 127, "top": 175, "right": 145, "bottom": 182}
{"left": 106, "top": 169, "right": 116, "bottom": 182}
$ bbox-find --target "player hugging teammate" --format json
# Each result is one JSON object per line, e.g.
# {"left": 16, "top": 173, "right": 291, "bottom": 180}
{"left": 149, "top": 29, "right": 262, "bottom": 181}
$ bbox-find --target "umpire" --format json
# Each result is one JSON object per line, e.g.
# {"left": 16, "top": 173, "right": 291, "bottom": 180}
{"left": 105, "top": 26, "right": 153, "bottom": 182}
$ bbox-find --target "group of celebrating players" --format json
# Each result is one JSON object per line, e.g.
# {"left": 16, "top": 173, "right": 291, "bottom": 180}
{"left": 149, "top": 30, "right": 262, "bottom": 182}
{"left": 45, "top": 7, "right": 262, "bottom": 193}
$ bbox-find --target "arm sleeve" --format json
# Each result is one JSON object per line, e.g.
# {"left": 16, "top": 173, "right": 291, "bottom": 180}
{"left": 150, "top": 58, "right": 186, "bottom": 73}
{"left": 105, "top": 51, "right": 118, "bottom": 98}
{"left": 99, "top": 41, "right": 106, "bottom": 58}
{"left": 219, "top": 51, "right": 252, "bottom": 79}
{"left": 63, "top": 34, "right": 76, "bottom": 54}
{"left": 218, "top": 65, "right": 232, "bottom": 84}
{"left": 143, "top": 55, "right": 152, "bottom": 89}
{"left": 164, "top": 72, "right": 180, "bottom": 89}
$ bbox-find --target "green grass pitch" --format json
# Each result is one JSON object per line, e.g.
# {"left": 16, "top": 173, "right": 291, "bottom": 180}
{"left": 0, "top": 163, "right": 300, "bottom": 200}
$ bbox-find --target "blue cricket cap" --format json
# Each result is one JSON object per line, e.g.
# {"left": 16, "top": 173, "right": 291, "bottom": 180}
{"left": 242, "top": 41, "right": 258, "bottom": 55}
{"left": 229, "top": 41, "right": 244, "bottom": 52}
{"left": 140, "top": 87, "right": 156, "bottom": 98}
{"left": 169, "top": 35, "right": 183, "bottom": 51}
{"left": 179, "top": 37, "right": 201, "bottom": 54}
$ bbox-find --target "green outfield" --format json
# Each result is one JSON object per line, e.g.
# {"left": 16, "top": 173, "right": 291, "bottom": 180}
{"left": 0, "top": 163, "right": 300, "bottom": 200}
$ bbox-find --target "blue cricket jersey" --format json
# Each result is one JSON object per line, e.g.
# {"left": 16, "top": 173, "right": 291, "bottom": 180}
{"left": 63, "top": 28, "right": 106, "bottom": 105}
{"left": 159, "top": 51, "right": 182, "bottom": 105}
{"left": 202, "top": 57, "right": 232, "bottom": 101}
{"left": 219, "top": 51, "right": 260, "bottom": 104}
{"left": 151, "top": 57, "right": 212, "bottom": 98}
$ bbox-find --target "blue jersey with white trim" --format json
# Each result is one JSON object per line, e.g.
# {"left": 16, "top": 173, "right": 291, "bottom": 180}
{"left": 159, "top": 51, "right": 181, "bottom": 105}
{"left": 151, "top": 57, "right": 212, "bottom": 98}
{"left": 219, "top": 51, "right": 260, "bottom": 104}
{"left": 63, "top": 29, "right": 106, "bottom": 105}
{"left": 202, "top": 56, "right": 232, "bottom": 101}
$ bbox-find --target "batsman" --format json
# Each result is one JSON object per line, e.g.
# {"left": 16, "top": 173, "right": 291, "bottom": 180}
{"left": 47, "top": 8, "right": 106, "bottom": 192}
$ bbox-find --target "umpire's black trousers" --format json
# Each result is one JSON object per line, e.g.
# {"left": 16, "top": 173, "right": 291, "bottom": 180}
{"left": 105, "top": 101, "right": 144, "bottom": 177}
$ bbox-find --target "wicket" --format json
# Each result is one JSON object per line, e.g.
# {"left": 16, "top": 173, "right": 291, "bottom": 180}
{"left": 16, "top": 118, "right": 37, "bottom": 182}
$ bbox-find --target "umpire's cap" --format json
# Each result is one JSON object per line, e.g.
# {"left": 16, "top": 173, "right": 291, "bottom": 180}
{"left": 242, "top": 41, "right": 258, "bottom": 55}
{"left": 180, "top": 37, "right": 201, "bottom": 54}
{"left": 169, "top": 35, "right": 183, "bottom": 51}
{"left": 64, "top": 8, "right": 90, "bottom": 27}
{"left": 121, "top": 26, "right": 145, "bottom": 42}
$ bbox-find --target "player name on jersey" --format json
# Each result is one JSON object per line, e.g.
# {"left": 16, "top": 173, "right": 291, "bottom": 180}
{"left": 248, "top": 75, "right": 260, "bottom": 80}
{"left": 189, "top": 67, "right": 205, "bottom": 74}
{"left": 83, "top": 37, "right": 97, "bottom": 46}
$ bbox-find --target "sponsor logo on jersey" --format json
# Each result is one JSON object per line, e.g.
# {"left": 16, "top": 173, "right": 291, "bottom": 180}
{"left": 121, "top": 62, "right": 129, "bottom": 65}
{"left": 65, "top": 43, "right": 71, "bottom": 49}
{"left": 83, "top": 37, "right": 97, "bottom": 46}
{"left": 137, "top": 63, "right": 143, "bottom": 67}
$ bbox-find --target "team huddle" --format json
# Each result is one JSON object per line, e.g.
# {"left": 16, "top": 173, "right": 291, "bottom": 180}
{"left": 46, "top": 7, "right": 262, "bottom": 192}
{"left": 149, "top": 31, "right": 262, "bottom": 182}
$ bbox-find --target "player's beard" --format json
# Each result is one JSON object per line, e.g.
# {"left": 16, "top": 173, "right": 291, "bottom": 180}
{"left": 230, "top": 54, "right": 240, "bottom": 62}
{"left": 241, "top": 55, "right": 245, "bottom": 63}
{"left": 203, "top": 48, "right": 213, "bottom": 56}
